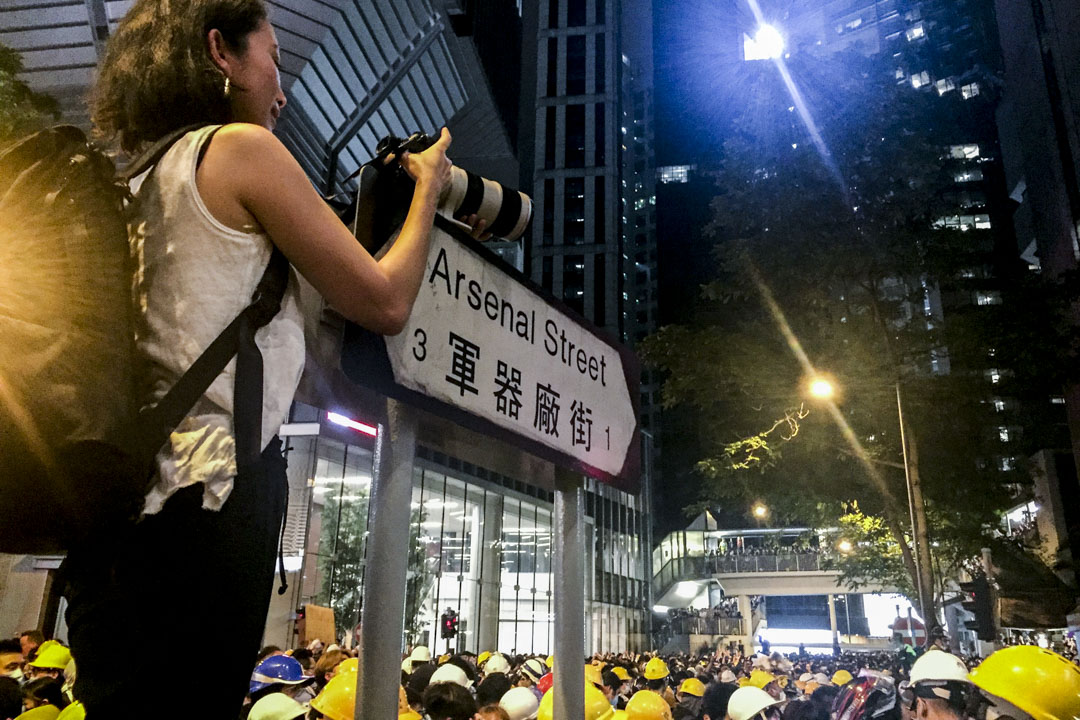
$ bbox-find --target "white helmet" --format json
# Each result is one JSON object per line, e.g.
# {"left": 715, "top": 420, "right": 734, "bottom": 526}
{"left": 409, "top": 646, "right": 432, "bottom": 663}
{"left": 430, "top": 662, "right": 472, "bottom": 688}
{"left": 720, "top": 669, "right": 737, "bottom": 684}
{"left": 727, "top": 687, "right": 782, "bottom": 720}
{"left": 486, "top": 653, "right": 512, "bottom": 676}
{"left": 520, "top": 658, "right": 547, "bottom": 683}
{"left": 249, "top": 693, "right": 308, "bottom": 720}
{"left": 910, "top": 650, "right": 968, "bottom": 685}
{"left": 501, "top": 686, "right": 541, "bottom": 720}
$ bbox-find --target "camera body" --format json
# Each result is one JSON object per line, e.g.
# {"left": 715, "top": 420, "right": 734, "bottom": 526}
{"left": 384, "top": 132, "right": 533, "bottom": 242}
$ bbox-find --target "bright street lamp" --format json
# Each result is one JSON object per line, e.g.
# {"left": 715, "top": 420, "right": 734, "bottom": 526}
{"left": 809, "top": 378, "right": 835, "bottom": 399}
{"left": 754, "top": 25, "right": 785, "bottom": 59}
{"left": 752, "top": 502, "right": 768, "bottom": 519}
{"left": 837, "top": 539, "right": 853, "bottom": 554}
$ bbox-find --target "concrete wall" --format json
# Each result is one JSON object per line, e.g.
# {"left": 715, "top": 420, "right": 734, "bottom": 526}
{"left": 0, "top": 554, "right": 50, "bottom": 638}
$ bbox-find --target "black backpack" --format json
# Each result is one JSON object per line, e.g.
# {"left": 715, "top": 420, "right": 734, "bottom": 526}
{"left": 0, "top": 124, "right": 288, "bottom": 554}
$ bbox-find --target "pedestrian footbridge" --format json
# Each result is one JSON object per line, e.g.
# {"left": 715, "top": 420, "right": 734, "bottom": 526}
{"left": 651, "top": 524, "right": 894, "bottom": 607}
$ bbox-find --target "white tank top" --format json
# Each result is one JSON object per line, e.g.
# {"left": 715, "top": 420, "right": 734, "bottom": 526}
{"left": 129, "top": 125, "right": 305, "bottom": 515}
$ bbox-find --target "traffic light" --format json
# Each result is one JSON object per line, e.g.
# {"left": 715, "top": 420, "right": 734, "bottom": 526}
{"left": 960, "top": 575, "right": 994, "bottom": 641}
{"left": 440, "top": 609, "right": 459, "bottom": 639}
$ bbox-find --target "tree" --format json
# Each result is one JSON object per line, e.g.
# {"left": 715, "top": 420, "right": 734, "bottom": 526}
{"left": 642, "top": 48, "right": 1071, "bottom": 624}
{"left": 317, "top": 489, "right": 439, "bottom": 642}
{"left": 0, "top": 44, "right": 59, "bottom": 144}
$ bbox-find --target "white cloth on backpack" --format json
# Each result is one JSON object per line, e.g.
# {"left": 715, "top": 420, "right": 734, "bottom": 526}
{"left": 129, "top": 125, "right": 305, "bottom": 515}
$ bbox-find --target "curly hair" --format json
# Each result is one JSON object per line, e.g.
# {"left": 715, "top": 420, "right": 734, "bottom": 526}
{"left": 90, "top": 0, "right": 267, "bottom": 152}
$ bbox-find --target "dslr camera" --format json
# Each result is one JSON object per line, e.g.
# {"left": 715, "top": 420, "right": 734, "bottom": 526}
{"left": 377, "top": 131, "right": 533, "bottom": 242}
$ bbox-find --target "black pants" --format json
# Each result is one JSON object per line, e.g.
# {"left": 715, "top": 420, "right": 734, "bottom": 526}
{"left": 62, "top": 437, "right": 288, "bottom": 719}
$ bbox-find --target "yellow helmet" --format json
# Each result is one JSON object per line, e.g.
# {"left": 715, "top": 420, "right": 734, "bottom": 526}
{"left": 337, "top": 658, "right": 359, "bottom": 675}
{"left": 678, "top": 678, "right": 706, "bottom": 697}
{"left": 612, "top": 667, "right": 631, "bottom": 682}
{"left": 831, "top": 669, "right": 853, "bottom": 686}
{"left": 969, "top": 646, "right": 1080, "bottom": 720}
{"left": 310, "top": 672, "right": 355, "bottom": 720}
{"left": 748, "top": 669, "right": 775, "bottom": 690}
{"left": 55, "top": 701, "right": 85, "bottom": 720}
{"left": 644, "top": 657, "right": 670, "bottom": 681}
{"left": 626, "top": 690, "right": 674, "bottom": 720}
{"left": 438, "top": 654, "right": 451, "bottom": 665}
{"left": 538, "top": 685, "right": 616, "bottom": 720}
{"left": 546, "top": 655, "right": 555, "bottom": 668}
{"left": 478, "top": 651, "right": 492, "bottom": 667}
{"left": 28, "top": 643, "right": 71, "bottom": 670}
{"left": 586, "top": 664, "right": 605, "bottom": 688}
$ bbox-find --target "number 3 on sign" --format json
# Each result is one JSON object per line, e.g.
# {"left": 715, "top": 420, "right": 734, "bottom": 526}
{"left": 413, "top": 328, "right": 427, "bottom": 362}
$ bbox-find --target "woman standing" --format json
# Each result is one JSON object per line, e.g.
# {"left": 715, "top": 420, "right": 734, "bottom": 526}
{"left": 62, "top": 0, "right": 462, "bottom": 716}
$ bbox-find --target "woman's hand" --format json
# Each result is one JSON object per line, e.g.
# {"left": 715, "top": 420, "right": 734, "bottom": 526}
{"left": 457, "top": 213, "right": 493, "bottom": 241}
{"left": 400, "top": 127, "right": 453, "bottom": 199}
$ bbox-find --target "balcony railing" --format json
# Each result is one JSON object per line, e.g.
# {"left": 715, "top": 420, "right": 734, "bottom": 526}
{"left": 653, "top": 553, "right": 828, "bottom": 595}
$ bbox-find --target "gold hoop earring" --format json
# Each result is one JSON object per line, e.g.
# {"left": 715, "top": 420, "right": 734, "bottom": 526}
{"left": 224, "top": 76, "right": 231, "bottom": 98}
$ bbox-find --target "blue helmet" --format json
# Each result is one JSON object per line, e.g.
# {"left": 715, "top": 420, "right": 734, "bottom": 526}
{"left": 250, "top": 655, "right": 310, "bottom": 694}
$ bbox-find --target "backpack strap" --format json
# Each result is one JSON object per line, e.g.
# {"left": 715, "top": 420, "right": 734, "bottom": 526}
{"left": 135, "top": 248, "right": 289, "bottom": 474}
{"left": 132, "top": 124, "right": 291, "bottom": 475}
{"left": 119, "top": 124, "right": 212, "bottom": 181}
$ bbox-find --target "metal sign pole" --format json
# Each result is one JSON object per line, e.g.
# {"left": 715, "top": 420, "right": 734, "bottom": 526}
{"left": 356, "top": 399, "right": 417, "bottom": 720}
{"left": 553, "top": 469, "right": 586, "bottom": 720}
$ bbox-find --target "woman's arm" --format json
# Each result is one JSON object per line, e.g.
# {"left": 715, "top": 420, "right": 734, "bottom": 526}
{"left": 197, "top": 123, "right": 453, "bottom": 335}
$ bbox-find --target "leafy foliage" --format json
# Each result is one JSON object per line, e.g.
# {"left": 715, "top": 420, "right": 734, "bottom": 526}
{"left": 643, "top": 48, "right": 1068, "bottom": 611}
{"left": 0, "top": 44, "right": 59, "bottom": 144}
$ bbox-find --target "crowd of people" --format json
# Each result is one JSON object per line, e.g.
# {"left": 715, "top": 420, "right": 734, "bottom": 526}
{"left": 2, "top": 626, "right": 1079, "bottom": 719}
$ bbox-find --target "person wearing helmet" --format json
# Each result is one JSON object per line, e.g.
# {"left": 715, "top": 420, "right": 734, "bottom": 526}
{"left": 405, "top": 646, "right": 433, "bottom": 675}
{"left": 248, "top": 692, "right": 307, "bottom": 720}
{"left": 831, "top": 670, "right": 854, "bottom": 688}
{"left": 626, "top": 690, "right": 674, "bottom": 720}
{"left": 430, "top": 662, "right": 473, "bottom": 689}
{"left": 968, "top": 646, "right": 1080, "bottom": 720}
{"left": 518, "top": 658, "right": 549, "bottom": 702}
{"left": 644, "top": 658, "right": 676, "bottom": 708}
{"left": 487, "top": 654, "right": 512, "bottom": 677}
{"left": 674, "top": 677, "right": 706, "bottom": 720}
{"left": 537, "top": 684, "right": 616, "bottom": 720}
{"left": 501, "top": 686, "right": 541, "bottom": 720}
{"left": 748, "top": 670, "right": 783, "bottom": 702}
{"left": 25, "top": 646, "right": 70, "bottom": 683}
{"left": 309, "top": 670, "right": 354, "bottom": 720}
{"left": 903, "top": 650, "right": 975, "bottom": 720}
{"left": 727, "top": 687, "right": 783, "bottom": 720}
{"left": 244, "top": 654, "right": 314, "bottom": 719}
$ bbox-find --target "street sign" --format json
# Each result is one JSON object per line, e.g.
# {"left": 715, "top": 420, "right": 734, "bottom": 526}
{"left": 341, "top": 216, "right": 640, "bottom": 490}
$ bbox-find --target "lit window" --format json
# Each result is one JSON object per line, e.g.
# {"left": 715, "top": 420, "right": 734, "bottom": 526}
{"left": 1051, "top": 396, "right": 1066, "bottom": 405}
{"left": 961, "top": 82, "right": 980, "bottom": 99}
{"left": 993, "top": 398, "right": 1006, "bottom": 412}
{"left": 999, "top": 427, "right": 1010, "bottom": 442}
{"left": 976, "top": 291, "right": 1002, "bottom": 305}
{"left": 955, "top": 169, "right": 984, "bottom": 183}
{"left": 634, "top": 198, "right": 646, "bottom": 210}
{"left": 988, "top": 369, "right": 1001, "bottom": 384}
{"left": 935, "top": 77, "right": 956, "bottom": 95}
{"left": 906, "top": 23, "right": 925, "bottom": 41}
{"left": 911, "top": 71, "right": 930, "bottom": 89}
{"left": 950, "top": 144, "right": 981, "bottom": 159}
{"left": 846, "top": 17, "right": 863, "bottom": 30}
{"left": 657, "top": 165, "right": 691, "bottom": 184}
{"left": 999, "top": 457, "right": 1014, "bottom": 471}
{"left": 975, "top": 214, "right": 991, "bottom": 229}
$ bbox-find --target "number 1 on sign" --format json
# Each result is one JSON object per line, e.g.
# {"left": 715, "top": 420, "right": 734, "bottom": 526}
{"left": 605, "top": 426, "right": 610, "bottom": 450}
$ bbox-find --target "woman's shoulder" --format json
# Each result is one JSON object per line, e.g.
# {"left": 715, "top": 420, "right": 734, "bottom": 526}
{"left": 205, "top": 122, "right": 287, "bottom": 159}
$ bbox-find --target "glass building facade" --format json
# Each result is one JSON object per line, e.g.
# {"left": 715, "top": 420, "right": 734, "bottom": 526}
{"left": 283, "top": 402, "right": 650, "bottom": 655}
